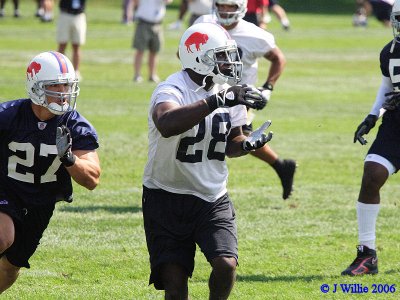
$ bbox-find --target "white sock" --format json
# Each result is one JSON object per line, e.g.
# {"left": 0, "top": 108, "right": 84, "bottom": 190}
{"left": 281, "top": 18, "right": 290, "bottom": 27}
{"left": 357, "top": 201, "right": 380, "bottom": 250}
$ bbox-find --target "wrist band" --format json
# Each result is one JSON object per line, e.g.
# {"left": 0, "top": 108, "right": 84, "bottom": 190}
{"left": 262, "top": 82, "right": 274, "bottom": 90}
{"left": 60, "top": 153, "right": 76, "bottom": 167}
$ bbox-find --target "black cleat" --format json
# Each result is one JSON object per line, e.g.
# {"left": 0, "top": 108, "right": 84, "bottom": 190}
{"left": 275, "top": 159, "right": 296, "bottom": 200}
{"left": 341, "top": 245, "right": 378, "bottom": 276}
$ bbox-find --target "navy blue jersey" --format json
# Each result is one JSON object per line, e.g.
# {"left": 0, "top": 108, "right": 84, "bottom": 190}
{"left": 60, "top": 0, "right": 86, "bottom": 14}
{"left": 0, "top": 99, "right": 99, "bottom": 205}
{"left": 380, "top": 40, "right": 400, "bottom": 91}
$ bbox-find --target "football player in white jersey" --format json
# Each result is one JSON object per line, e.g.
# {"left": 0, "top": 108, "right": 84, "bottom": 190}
{"left": 142, "top": 22, "right": 271, "bottom": 299}
{"left": 196, "top": 0, "right": 296, "bottom": 200}
{"left": 341, "top": 0, "right": 400, "bottom": 276}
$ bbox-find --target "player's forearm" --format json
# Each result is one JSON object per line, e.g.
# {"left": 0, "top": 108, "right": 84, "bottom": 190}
{"left": 265, "top": 48, "right": 286, "bottom": 85}
{"left": 153, "top": 100, "right": 210, "bottom": 138}
{"left": 266, "top": 60, "right": 285, "bottom": 86}
{"left": 66, "top": 153, "right": 101, "bottom": 190}
{"left": 226, "top": 134, "right": 248, "bottom": 158}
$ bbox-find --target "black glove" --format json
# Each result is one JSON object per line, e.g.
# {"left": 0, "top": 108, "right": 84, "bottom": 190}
{"left": 242, "top": 120, "right": 273, "bottom": 151}
{"left": 353, "top": 114, "right": 377, "bottom": 145}
{"left": 206, "top": 85, "right": 267, "bottom": 111}
{"left": 56, "top": 125, "right": 76, "bottom": 167}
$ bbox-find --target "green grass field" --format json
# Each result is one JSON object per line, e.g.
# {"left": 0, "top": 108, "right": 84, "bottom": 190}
{"left": 1, "top": 1, "right": 400, "bottom": 299}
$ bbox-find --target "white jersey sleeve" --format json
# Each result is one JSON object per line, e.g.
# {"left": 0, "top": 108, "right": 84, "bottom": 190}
{"left": 229, "top": 20, "right": 276, "bottom": 85}
{"left": 370, "top": 75, "right": 393, "bottom": 116}
{"left": 143, "top": 71, "right": 247, "bottom": 202}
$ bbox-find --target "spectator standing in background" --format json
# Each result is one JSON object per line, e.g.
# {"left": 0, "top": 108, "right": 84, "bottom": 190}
{"left": 132, "top": 0, "right": 172, "bottom": 83}
{"left": 57, "top": 0, "right": 87, "bottom": 81}
{"left": 0, "top": 0, "right": 20, "bottom": 18}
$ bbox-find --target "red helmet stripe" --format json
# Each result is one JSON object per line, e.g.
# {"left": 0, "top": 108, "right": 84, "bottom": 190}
{"left": 49, "top": 51, "right": 69, "bottom": 73}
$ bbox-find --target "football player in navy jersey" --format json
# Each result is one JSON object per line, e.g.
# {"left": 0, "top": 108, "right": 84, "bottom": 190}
{"left": 0, "top": 51, "right": 101, "bottom": 293}
{"left": 341, "top": 1, "right": 400, "bottom": 276}
{"left": 143, "top": 22, "right": 271, "bottom": 299}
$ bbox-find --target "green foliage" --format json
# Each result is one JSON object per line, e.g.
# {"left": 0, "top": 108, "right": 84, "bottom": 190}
{"left": 1, "top": 1, "right": 400, "bottom": 299}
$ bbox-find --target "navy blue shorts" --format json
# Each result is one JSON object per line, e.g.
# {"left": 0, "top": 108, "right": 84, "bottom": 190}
{"left": 0, "top": 193, "right": 55, "bottom": 268}
{"left": 142, "top": 186, "right": 238, "bottom": 290}
{"left": 368, "top": 109, "right": 400, "bottom": 171}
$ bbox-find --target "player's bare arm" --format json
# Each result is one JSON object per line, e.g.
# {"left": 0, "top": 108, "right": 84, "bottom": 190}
{"left": 65, "top": 150, "right": 101, "bottom": 190}
{"left": 264, "top": 46, "right": 286, "bottom": 85}
{"left": 152, "top": 101, "right": 210, "bottom": 138}
{"left": 225, "top": 127, "right": 249, "bottom": 157}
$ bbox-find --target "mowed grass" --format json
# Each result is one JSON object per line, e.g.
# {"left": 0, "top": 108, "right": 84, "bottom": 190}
{"left": 1, "top": 1, "right": 400, "bottom": 299}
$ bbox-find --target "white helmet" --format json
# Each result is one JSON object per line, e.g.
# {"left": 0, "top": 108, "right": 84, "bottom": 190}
{"left": 178, "top": 22, "right": 242, "bottom": 85}
{"left": 213, "top": 0, "right": 248, "bottom": 26}
{"left": 26, "top": 51, "right": 79, "bottom": 115}
{"left": 391, "top": 0, "right": 400, "bottom": 42}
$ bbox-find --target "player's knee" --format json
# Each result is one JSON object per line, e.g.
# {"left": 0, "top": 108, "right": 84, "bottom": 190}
{"left": 362, "top": 163, "right": 389, "bottom": 190}
{"left": 211, "top": 256, "right": 237, "bottom": 276}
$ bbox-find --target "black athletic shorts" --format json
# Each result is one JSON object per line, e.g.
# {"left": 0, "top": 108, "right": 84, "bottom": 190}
{"left": 368, "top": 109, "right": 400, "bottom": 171}
{"left": 370, "top": 0, "right": 392, "bottom": 22}
{"left": 243, "top": 12, "right": 259, "bottom": 27}
{"left": 0, "top": 193, "right": 55, "bottom": 268}
{"left": 269, "top": 0, "right": 278, "bottom": 7}
{"left": 142, "top": 186, "right": 238, "bottom": 290}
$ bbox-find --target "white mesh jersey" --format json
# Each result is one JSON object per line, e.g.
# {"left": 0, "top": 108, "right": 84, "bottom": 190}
{"left": 143, "top": 71, "right": 247, "bottom": 202}
{"left": 195, "top": 15, "right": 276, "bottom": 85}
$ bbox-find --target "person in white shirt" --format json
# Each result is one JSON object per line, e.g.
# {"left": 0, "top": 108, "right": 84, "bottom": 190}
{"left": 196, "top": 0, "right": 296, "bottom": 200}
{"left": 132, "top": 0, "right": 172, "bottom": 83}
{"left": 142, "top": 22, "right": 271, "bottom": 299}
